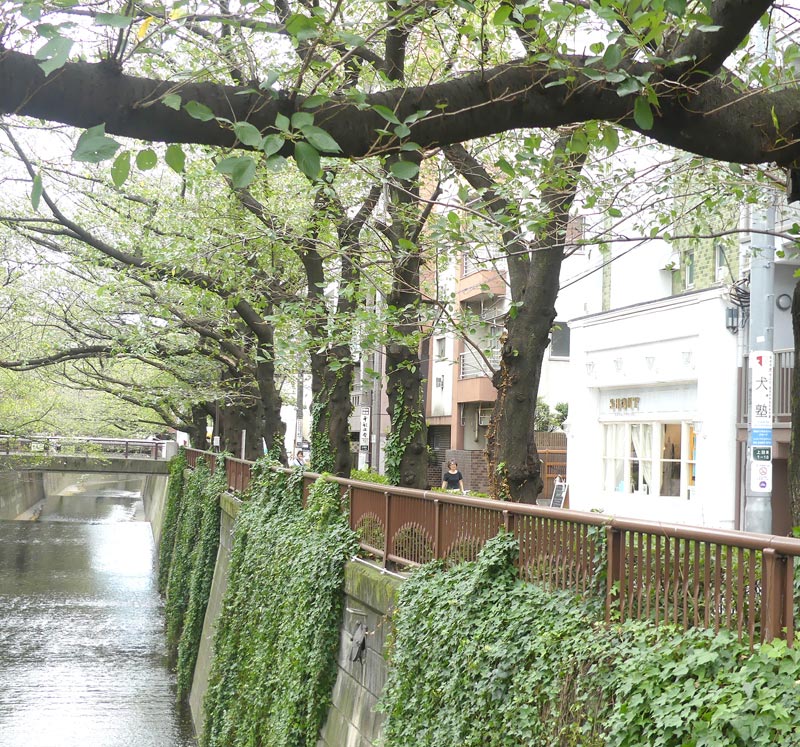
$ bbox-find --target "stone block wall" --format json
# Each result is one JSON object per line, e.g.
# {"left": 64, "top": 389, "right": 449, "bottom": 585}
{"left": 317, "top": 561, "right": 402, "bottom": 747}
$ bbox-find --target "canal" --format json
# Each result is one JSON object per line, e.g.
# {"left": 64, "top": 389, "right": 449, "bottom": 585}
{"left": 0, "top": 477, "right": 196, "bottom": 747}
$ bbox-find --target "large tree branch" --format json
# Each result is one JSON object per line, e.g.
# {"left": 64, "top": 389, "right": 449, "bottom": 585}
{"left": 669, "top": 0, "right": 774, "bottom": 83}
{"left": 2, "top": 41, "right": 798, "bottom": 164}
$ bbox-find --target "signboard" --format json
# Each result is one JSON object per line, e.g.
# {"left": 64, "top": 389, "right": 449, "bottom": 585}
{"left": 750, "top": 460, "right": 772, "bottom": 493}
{"left": 752, "top": 446, "right": 772, "bottom": 462}
{"left": 550, "top": 479, "right": 568, "bottom": 509}
{"left": 751, "top": 428, "right": 772, "bottom": 447}
{"left": 359, "top": 407, "right": 370, "bottom": 453}
{"left": 750, "top": 350, "right": 774, "bottom": 429}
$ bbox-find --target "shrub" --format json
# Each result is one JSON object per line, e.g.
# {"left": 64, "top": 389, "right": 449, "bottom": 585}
{"left": 380, "top": 533, "right": 800, "bottom": 747}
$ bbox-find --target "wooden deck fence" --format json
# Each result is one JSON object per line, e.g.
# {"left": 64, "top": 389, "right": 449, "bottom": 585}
{"left": 185, "top": 448, "right": 800, "bottom": 648}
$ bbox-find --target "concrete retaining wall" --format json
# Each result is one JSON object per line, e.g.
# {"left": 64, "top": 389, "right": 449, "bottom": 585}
{"left": 178, "top": 488, "right": 400, "bottom": 747}
{"left": 0, "top": 469, "right": 44, "bottom": 520}
{"left": 318, "top": 561, "right": 401, "bottom": 747}
{"left": 142, "top": 473, "right": 170, "bottom": 549}
{"left": 189, "top": 492, "right": 241, "bottom": 735}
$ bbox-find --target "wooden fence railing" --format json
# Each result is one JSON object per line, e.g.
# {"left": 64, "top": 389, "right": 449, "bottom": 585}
{"left": 184, "top": 448, "right": 800, "bottom": 647}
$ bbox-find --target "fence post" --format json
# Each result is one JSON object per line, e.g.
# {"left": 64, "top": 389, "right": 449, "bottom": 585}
{"left": 763, "top": 548, "right": 788, "bottom": 642}
{"left": 433, "top": 499, "right": 441, "bottom": 560}
{"left": 383, "top": 491, "right": 391, "bottom": 569}
{"left": 605, "top": 526, "right": 623, "bottom": 625}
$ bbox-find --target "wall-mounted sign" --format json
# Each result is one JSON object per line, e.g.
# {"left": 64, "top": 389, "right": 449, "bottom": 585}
{"left": 750, "top": 351, "right": 774, "bottom": 429}
{"left": 752, "top": 446, "right": 772, "bottom": 462}
{"left": 750, "top": 460, "right": 772, "bottom": 493}
{"left": 608, "top": 396, "right": 641, "bottom": 412}
{"left": 359, "top": 407, "right": 371, "bottom": 452}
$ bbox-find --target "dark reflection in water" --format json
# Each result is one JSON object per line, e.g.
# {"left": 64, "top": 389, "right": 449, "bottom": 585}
{"left": 0, "top": 484, "right": 196, "bottom": 747}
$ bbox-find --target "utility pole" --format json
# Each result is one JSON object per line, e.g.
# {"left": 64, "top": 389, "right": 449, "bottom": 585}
{"left": 744, "top": 204, "right": 775, "bottom": 533}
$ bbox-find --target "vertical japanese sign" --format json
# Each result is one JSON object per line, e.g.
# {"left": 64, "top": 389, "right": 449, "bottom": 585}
{"left": 749, "top": 351, "right": 773, "bottom": 492}
{"left": 359, "top": 407, "right": 371, "bottom": 452}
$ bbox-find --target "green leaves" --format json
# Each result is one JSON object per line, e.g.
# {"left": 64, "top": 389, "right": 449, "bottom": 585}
{"left": 165, "top": 144, "right": 186, "bottom": 174}
{"left": 184, "top": 100, "right": 215, "bottom": 122}
{"left": 233, "top": 121, "right": 263, "bottom": 148}
{"left": 634, "top": 97, "right": 654, "bottom": 130}
{"left": 111, "top": 151, "right": 130, "bottom": 187}
{"left": 72, "top": 124, "right": 121, "bottom": 163}
{"left": 293, "top": 142, "right": 321, "bottom": 180}
{"left": 389, "top": 159, "right": 419, "bottom": 181}
{"left": 215, "top": 155, "right": 257, "bottom": 188}
{"left": 135, "top": 148, "right": 158, "bottom": 170}
{"left": 30, "top": 173, "right": 42, "bottom": 211}
{"left": 201, "top": 467, "right": 357, "bottom": 747}
{"left": 34, "top": 35, "right": 73, "bottom": 76}
{"left": 94, "top": 12, "right": 134, "bottom": 27}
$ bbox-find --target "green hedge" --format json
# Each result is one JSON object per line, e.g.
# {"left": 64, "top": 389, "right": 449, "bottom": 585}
{"left": 201, "top": 461, "right": 358, "bottom": 747}
{"left": 380, "top": 532, "right": 800, "bottom": 747}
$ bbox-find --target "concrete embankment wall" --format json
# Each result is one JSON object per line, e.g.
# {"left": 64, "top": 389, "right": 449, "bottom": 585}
{"left": 188, "top": 492, "right": 241, "bottom": 731}
{"left": 171, "top": 487, "right": 400, "bottom": 747}
{"left": 0, "top": 470, "right": 44, "bottom": 520}
{"left": 317, "top": 561, "right": 401, "bottom": 747}
{"left": 142, "top": 473, "right": 170, "bottom": 549}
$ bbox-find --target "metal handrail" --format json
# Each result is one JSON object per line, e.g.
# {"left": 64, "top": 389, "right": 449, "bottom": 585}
{"left": 0, "top": 435, "right": 169, "bottom": 459}
{"left": 184, "top": 447, "right": 800, "bottom": 647}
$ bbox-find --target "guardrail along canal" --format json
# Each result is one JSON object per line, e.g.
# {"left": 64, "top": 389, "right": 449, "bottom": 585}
{"left": 0, "top": 475, "right": 196, "bottom": 746}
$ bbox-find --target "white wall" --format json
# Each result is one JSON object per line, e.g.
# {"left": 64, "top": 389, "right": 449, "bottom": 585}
{"left": 567, "top": 288, "right": 739, "bottom": 528}
{"left": 429, "top": 335, "right": 455, "bottom": 418}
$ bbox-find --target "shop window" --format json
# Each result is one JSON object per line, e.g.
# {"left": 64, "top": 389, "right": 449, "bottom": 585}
{"left": 660, "top": 423, "right": 681, "bottom": 497}
{"left": 550, "top": 322, "right": 570, "bottom": 359}
{"left": 602, "top": 421, "right": 696, "bottom": 498}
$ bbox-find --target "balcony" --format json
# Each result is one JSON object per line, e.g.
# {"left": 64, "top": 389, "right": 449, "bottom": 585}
{"left": 456, "top": 268, "right": 507, "bottom": 304}
{"left": 460, "top": 349, "right": 499, "bottom": 379}
{"left": 457, "top": 350, "right": 499, "bottom": 403}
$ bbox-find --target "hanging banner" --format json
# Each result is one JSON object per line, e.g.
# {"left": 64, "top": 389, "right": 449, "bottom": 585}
{"left": 359, "top": 407, "right": 370, "bottom": 452}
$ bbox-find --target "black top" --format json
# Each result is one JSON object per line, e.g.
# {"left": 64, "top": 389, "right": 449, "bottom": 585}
{"left": 442, "top": 470, "right": 463, "bottom": 489}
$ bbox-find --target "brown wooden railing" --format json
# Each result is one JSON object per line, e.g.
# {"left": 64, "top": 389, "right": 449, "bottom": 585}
{"left": 184, "top": 448, "right": 800, "bottom": 647}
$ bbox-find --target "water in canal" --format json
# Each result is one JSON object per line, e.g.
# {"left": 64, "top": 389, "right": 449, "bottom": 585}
{"left": 0, "top": 475, "right": 197, "bottom": 747}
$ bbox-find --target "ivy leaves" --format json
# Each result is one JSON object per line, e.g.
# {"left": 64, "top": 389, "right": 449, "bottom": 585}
{"left": 202, "top": 464, "right": 357, "bottom": 747}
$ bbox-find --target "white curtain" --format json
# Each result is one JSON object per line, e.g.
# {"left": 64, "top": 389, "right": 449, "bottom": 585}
{"left": 604, "top": 424, "right": 625, "bottom": 491}
{"left": 630, "top": 424, "right": 653, "bottom": 492}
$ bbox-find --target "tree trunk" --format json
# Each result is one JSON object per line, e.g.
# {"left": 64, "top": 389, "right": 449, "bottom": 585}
{"left": 217, "top": 394, "right": 264, "bottom": 461}
{"left": 188, "top": 404, "right": 210, "bottom": 450}
{"left": 788, "top": 279, "right": 800, "bottom": 530}
{"left": 382, "top": 165, "right": 428, "bottom": 489}
{"left": 384, "top": 339, "right": 427, "bottom": 487}
{"left": 255, "top": 357, "right": 286, "bottom": 463}
{"left": 309, "top": 346, "right": 354, "bottom": 476}
{"left": 446, "top": 137, "right": 585, "bottom": 502}
{"left": 488, "top": 248, "right": 563, "bottom": 502}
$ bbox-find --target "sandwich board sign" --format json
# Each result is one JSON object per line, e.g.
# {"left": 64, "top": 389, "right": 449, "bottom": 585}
{"left": 550, "top": 477, "right": 568, "bottom": 508}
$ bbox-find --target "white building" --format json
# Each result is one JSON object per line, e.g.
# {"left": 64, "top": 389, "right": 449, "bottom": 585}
{"left": 565, "top": 203, "right": 800, "bottom": 531}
